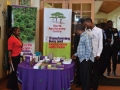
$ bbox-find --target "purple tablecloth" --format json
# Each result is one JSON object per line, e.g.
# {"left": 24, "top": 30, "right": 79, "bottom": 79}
{"left": 17, "top": 62, "right": 74, "bottom": 90}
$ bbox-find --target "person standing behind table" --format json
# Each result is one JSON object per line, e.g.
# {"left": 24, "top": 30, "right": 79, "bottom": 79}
{"left": 8, "top": 27, "right": 23, "bottom": 90}
{"left": 118, "top": 30, "right": 120, "bottom": 63}
{"left": 84, "top": 18, "right": 103, "bottom": 90}
{"left": 72, "top": 24, "right": 94, "bottom": 90}
{"left": 99, "top": 23, "right": 109, "bottom": 79}
{"left": 73, "top": 18, "right": 85, "bottom": 88}
{"left": 8, "top": 27, "right": 23, "bottom": 71}
{"left": 106, "top": 20, "right": 119, "bottom": 76}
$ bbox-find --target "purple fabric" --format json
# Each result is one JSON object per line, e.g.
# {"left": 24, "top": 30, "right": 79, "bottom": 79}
{"left": 25, "top": 56, "right": 30, "bottom": 66}
{"left": 17, "top": 62, "right": 74, "bottom": 90}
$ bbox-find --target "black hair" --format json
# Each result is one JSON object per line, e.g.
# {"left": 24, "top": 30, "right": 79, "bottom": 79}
{"left": 11, "top": 27, "right": 19, "bottom": 33}
{"left": 107, "top": 20, "right": 112, "bottom": 24}
{"left": 8, "top": 27, "right": 19, "bottom": 36}
{"left": 95, "top": 24, "right": 101, "bottom": 28}
{"left": 77, "top": 18, "right": 85, "bottom": 24}
{"left": 85, "top": 18, "right": 92, "bottom": 23}
{"left": 7, "top": 27, "right": 19, "bottom": 39}
{"left": 101, "top": 23, "right": 107, "bottom": 29}
{"left": 76, "top": 24, "right": 85, "bottom": 31}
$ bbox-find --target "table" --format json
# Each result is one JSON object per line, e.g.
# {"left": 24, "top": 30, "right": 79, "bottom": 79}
{"left": 17, "top": 61, "right": 74, "bottom": 90}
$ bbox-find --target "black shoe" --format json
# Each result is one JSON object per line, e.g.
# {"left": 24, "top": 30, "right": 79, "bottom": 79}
{"left": 99, "top": 75, "right": 107, "bottom": 79}
{"left": 92, "top": 87, "right": 98, "bottom": 90}
{"left": 73, "top": 80, "right": 77, "bottom": 84}
{"left": 12, "top": 87, "right": 19, "bottom": 90}
{"left": 93, "top": 89, "right": 97, "bottom": 90}
{"left": 7, "top": 74, "right": 10, "bottom": 78}
{"left": 76, "top": 84, "right": 81, "bottom": 88}
{"left": 90, "top": 84, "right": 93, "bottom": 89}
{"left": 107, "top": 72, "right": 110, "bottom": 76}
{"left": 112, "top": 72, "right": 116, "bottom": 76}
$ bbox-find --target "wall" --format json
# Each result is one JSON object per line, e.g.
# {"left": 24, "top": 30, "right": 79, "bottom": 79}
{"left": 31, "top": 0, "right": 40, "bottom": 52}
{"left": 95, "top": 11, "right": 108, "bottom": 19}
{"left": 0, "top": 0, "right": 6, "bottom": 39}
{"left": 0, "top": 39, "right": 5, "bottom": 80}
{"left": 0, "top": 0, "right": 40, "bottom": 80}
{"left": 95, "top": 6, "right": 120, "bottom": 30}
{"left": 94, "top": 11, "right": 107, "bottom": 24}
{"left": 94, "top": 1, "right": 103, "bottom": 14}
{"left": 0, "top": 0, "right": 16, "bottom": 80}
{"left": 108, "top": 6, "right": 120, "bottom": 30}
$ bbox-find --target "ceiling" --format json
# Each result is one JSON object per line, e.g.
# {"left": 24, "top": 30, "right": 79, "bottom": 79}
{"left": 99, "top": 1, "right": 120, "bottom": 14}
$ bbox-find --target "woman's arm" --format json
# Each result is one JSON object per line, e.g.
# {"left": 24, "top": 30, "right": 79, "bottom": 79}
{"left": 8, "top": 37, "right": 13, "bottom": 63}
{"left": 8, "top": 51, "right": 12, "bottom": 63}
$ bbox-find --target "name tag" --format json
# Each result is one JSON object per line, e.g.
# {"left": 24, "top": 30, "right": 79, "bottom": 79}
{"left": 114, "top": 33, "right": 118, "bottom": 36}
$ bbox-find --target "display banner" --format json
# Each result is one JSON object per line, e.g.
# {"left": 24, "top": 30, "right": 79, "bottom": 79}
{"left": 43, "top": 8, "right": 72, "bottom": 58}
{"left": 11, "top": 5, "right": 37, "bottom": 54}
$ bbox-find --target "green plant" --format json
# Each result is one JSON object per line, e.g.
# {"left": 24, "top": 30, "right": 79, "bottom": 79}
{"left": 12, "top": 7, "right": 37, "bottom": 42}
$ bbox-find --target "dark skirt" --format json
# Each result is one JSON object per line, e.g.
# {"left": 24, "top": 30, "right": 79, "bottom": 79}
{"left": 11, "top": 55, "right": 20, "bottom": 71}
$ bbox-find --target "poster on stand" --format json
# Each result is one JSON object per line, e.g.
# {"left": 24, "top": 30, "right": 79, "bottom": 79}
{"left": 11, "top": 5, "right": 37, "bottom": 54}
{"left": 43, "top": 8, "right": 72, "bottom": 58}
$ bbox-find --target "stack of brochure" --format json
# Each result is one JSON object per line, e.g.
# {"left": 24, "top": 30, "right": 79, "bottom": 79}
{"left": 62, "top": 59, "right": 72, "bottom": 64}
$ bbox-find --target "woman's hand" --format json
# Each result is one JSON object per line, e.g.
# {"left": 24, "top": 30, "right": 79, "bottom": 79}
{"left": 9, "top": 59, "right": 12, "bottom": 64}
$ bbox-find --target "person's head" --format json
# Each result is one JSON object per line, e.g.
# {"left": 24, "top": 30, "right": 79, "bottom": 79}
{"left": 77, "top": 18, "right": 85, "bottom": 24}
{"left": 84, "top": 18, "right": 93, "bottom": 28}
{"left": 107, "top": 20, "right": 113, "bottom": 29}
{"left": 101, "top": 23, "right": 107, "bottom": 30}
{"left": 76, "top": 24, "right": 85, "bottom": 35}
{"left": 77, "top": 18, "right": 87, "bottom": 28}
{"left": 96, "top": 24, "right": 101, "bottom": 28}
{"left": 11, "top": 27, "right": 20, "bottom": 36}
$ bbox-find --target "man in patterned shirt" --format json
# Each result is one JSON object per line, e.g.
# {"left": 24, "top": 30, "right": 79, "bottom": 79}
{"left": 72, "top": 24, "right": 94, "bottom": 90}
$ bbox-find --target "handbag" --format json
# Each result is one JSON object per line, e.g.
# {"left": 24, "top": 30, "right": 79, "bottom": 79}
{"left": 7, "top": 63, "right": 19, "bottom": 90}
{"left": 3, "top": 52, "right": 9, "bottom": 70}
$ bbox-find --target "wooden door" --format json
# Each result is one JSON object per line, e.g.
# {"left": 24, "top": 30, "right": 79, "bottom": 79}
{"left": 69, "top": 0, "right": 94, "bottom": 55}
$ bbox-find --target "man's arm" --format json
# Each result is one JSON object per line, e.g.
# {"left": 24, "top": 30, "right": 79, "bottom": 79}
{"left": 85, "top": 35, "right": 92, "bottom": 60}
{"left": 116, "top": 29, "right": 119, "bottom": 39}
{"left": 74, "top": 50, "right": 78, "bottom": 56}
{"left": 97, "top": 29, "right": 103, "bottom": 57}
{"left": 72, "top": 47, "right": 78, "bottom": 60}
{"left": 106, "top": 29, "right": 112, "bottom": 42}
{"left": 8, "top": 37, "right": 13, "bottom": 63}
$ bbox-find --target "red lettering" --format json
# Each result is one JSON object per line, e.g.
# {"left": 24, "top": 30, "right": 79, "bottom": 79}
{"left": 28, "top": 44, "right": 32, "bottom": 47}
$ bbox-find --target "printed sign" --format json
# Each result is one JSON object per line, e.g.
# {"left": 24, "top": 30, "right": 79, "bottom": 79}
{"left": 43, "top": 8, "right": 72, "bottom": 58}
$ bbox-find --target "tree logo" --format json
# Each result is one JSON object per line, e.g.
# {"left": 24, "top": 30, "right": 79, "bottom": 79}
{"left": 50, "top": 12, "right": 66, "bottom": 24}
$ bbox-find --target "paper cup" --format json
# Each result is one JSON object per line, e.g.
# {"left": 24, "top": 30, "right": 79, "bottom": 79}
{"left": 35, "top": 56, "right": 39, "bottom": 62}
{"left": 45, "top": 56, "right": 48, "bottom": 59}
{"left": 20, "top": 52, "right": 24, "bottom": 56}
{"left": 30, "top": 56, "right": 32, "bottom": 61}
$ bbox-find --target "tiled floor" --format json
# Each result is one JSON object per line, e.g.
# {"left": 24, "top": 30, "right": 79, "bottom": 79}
{"left": 0, "top": 64, "right": 120, "bottom": 90}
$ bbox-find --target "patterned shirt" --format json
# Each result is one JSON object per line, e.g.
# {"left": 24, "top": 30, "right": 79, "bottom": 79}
{"left": 74, "top": 32, "right": 94, "bottom": 62}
